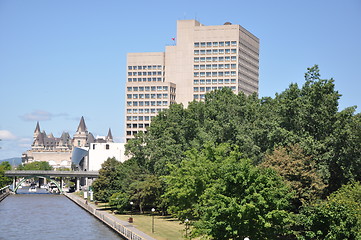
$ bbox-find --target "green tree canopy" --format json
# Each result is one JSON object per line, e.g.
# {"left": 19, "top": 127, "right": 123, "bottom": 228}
{"left": 165, "top": 143, "right": 294, "bottom": 239}
{"left": 17, "top": 161, "right": 53, "bottom": 170}
{"left": 0, "top": 161, "right": 12, "bottom": 188}
{"left": 298, "top": 182, "right": 361, "bottom": 239}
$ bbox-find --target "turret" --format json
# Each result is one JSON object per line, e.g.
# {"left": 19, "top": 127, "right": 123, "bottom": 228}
{"left": 33, "top": 121, "right": 41, "bottom": 140}
{"left": 106, "top": 128, "right": 113, "bottom": 143}
{"left": 73, "top": 116, "right": 89, "bottom": 147}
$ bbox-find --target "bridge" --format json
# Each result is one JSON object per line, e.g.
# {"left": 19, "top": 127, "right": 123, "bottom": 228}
{"left": 5, "top": 170, "right": 99, "bottom": 194}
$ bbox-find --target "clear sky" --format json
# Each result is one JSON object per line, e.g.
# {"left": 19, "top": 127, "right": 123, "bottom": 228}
{"left": 1, "top": 0, "right": 360, "bottom": 160}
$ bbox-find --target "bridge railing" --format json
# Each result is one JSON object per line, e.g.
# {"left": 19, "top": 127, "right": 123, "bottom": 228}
{"left": 4, "top": 170, "right": 99, "bottom": 177}
{"left": 0, "top": 185, "right": 10, "bottom": 194}
{"left": 0, "top": 185, "right": 10, "bottom": 202}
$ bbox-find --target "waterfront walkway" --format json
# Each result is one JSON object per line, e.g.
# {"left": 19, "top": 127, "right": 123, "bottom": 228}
{"left": 64, "top": 192, "right": 156, "bottom": 240}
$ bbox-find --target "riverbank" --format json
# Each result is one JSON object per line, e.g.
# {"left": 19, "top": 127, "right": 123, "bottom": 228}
{"left": 64, "top": 192, "right": 156, "bottom": 240}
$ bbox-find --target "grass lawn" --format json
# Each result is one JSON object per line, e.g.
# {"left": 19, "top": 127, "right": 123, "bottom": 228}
{"left": 114, "top": 213, "right": 186, "bottom": 240}
{"left": 91, "top": 201, "right": 194, "bottom": 239}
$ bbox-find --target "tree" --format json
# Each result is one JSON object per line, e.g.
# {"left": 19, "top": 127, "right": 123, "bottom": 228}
{"left": 164, "top": 144, "right": 295, "bottom": 239}
{"left": 17, "top": 161, "right": 53, "bottom": 170}
{"left": 129, "top": 174, "right": 163, "bottom": 213}
{"left": 325, "top": 108, "right": 361, "bottom": 192}
{"left": 0, "top": 161, "right": 12, "bottom": 188}
{"left": 109, "top": 191, "right": 130, "bottom": 214}
{"left": 92, "top": 158, "right": 122, "bottom": 202}
{"left": 298, "top": 182, "right": 361, "bottom": 239}
{"left": 261, "top": 144, "right": 326, "bottom": 209}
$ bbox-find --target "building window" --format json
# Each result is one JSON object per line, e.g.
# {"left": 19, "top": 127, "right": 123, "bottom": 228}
{"left": 105, "top": 144, "right": 110, "bottom": 150}
{"left": 93, "top": 144, "right": 96, "bottom": 150}
{"left": 194, "top": 42, "right": 199, "bottom": 47}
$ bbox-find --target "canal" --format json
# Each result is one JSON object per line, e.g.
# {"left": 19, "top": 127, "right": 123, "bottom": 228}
{"left": 0, "top": 188, "right": 123, "bottom": 240}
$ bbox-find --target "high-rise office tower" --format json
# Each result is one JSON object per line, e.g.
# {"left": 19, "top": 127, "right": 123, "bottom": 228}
{"left": 125, "top": 20, "right": 259, "bottom": 141}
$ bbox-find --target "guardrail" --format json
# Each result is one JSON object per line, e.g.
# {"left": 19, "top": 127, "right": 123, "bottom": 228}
{"left": 5, "top": 170, "right": 99, "bottom": 178}
{"left": 0, "top": 185, "right": 10, "bottom": 202}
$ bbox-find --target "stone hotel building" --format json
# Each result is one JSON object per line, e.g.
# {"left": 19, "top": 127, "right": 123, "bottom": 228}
{"left": 126, "top": 20, "right": 259, "bottom": 141}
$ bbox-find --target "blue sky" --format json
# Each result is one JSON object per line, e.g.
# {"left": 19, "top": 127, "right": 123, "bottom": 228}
{"left": 1, "top": 0, "right": 360, "bottom": 160}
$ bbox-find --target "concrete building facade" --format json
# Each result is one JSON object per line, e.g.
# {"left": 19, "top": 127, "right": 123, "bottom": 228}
{"left": 125, "top": 20, "right": 259, "bottom": 141}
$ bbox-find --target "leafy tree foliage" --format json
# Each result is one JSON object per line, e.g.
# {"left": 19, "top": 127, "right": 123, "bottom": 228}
{"left": 165, "top": 144, "right": 294, "bottom": 239}
{"left": 0, "top": 161, "right": 12, "bottom": 188}
{"left": 129, "top": 174, "right": 163, "bottom": 213}
{"left": 92, "top": 157, "right": 122, "bottom": 202}
{"left": 298, "top": 182, "right": 361, "bottom": 239}
{"left": 109, "top": 191, "right": 130, "bottom": 213}
{"left": 262, "top": 144, "right": 326, "bottom": 209}
{"left": 17, "top": 161, "right": 53, "bottom": 170}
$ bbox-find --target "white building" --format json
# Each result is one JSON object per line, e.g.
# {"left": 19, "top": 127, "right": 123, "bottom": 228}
{"left": 88, "top": 142, "right": 126, "bottom": 171}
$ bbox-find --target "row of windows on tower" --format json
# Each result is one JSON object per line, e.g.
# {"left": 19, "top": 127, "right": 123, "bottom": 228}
{"left": 194, "top": 41, "right": 237, "bottom": 47}
{"left": 127, "top": 115, "right": 156, "bottom": 121}
{"left": 194, "top": 79, "right": 237, "bottom": 84}
{"left": 194, "top": 86, "right": 236, "bottom": 92}
{"left": 127, "top": 123, "right": 149, "bottom": 129}
{"left": 194, "top": 64, "right": 237, "bottom": 70}
{"left": 194, "top": 49, "right": 237, "bottom": 55}
{"left": 194, "top": 56, "right": 237, "bottom": 62}
{"left": 127, "top": 86, "right": 170, "bottom": 91}
{"left": 127, "top": 107, "right": 167, "bottom": 114}
{"left": 127, "top": 131, "right": 146, "bottom": 136}
{"left": 128, "top": 71, "right": 163, "bottom": 76}
{"left": 127, "top": 101, "right": 175, "bottom": 107}
{"left": 127, "top": 94, "right": 169, "bottom": 99}
{"left": 128, "top": 65, "right": 162, "bottom": 70}
{"left": 194, "top": 71, "right": 237, "bottom": 77}
{"left": 127, "top": 77, "right": 162, "bottom": 82}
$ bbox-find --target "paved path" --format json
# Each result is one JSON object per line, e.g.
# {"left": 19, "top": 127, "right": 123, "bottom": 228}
{"left": 64, "top": 192, "right": 156, "bottom": 240}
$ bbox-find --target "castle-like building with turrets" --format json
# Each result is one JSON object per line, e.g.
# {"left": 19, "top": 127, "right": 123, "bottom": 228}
{"left": 22, "top": 116, "right": 123, "bottom": 170}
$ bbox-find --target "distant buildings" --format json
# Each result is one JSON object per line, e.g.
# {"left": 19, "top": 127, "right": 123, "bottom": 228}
{"left": 22, "top": 117, "right": 125, "bottom": 170}
{"left": 125, "top": 20, "right": 259, "bottom": 141}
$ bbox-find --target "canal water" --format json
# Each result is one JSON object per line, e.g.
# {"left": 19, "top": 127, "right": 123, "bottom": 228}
{"left": 0, "top": 188, "right": 123, "bottom": 240}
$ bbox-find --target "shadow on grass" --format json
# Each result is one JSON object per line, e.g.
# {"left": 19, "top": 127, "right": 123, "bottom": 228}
{"left": 158, "top": 215, "right": 181, "bottom": 222}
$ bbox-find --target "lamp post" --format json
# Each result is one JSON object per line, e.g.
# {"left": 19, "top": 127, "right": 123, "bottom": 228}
{"left": 129, "top": 201, "right": 134, "bottom": 223}
{"left": 185, "top": 218, "right": 189, "bottom": 239}
{"left": 151, "top": 208, "right": 155, "bottom": 233}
